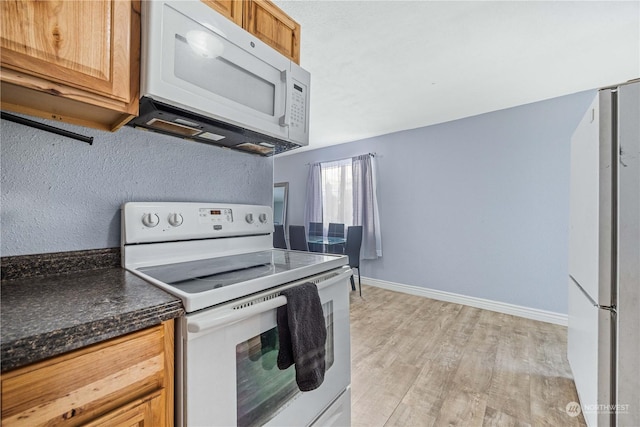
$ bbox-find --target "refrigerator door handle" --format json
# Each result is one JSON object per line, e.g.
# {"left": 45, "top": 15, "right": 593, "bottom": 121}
{"left": 569, "top": 275, "right": 617, "bottom": 313}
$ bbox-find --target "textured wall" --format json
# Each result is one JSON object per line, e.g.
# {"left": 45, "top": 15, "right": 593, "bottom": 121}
{"left": 1, "top": 117, "right": 273, "bottom": 256}
{"left": 275, "top": 90, "right": 596, "bottom": 314}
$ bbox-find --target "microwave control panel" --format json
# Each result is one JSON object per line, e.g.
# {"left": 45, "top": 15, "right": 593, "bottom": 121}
{"left": 291, "top": 82, "right": 306, "bottom": 129}
{"left": 289, "top": 78, "right": 308, "bottom": 142}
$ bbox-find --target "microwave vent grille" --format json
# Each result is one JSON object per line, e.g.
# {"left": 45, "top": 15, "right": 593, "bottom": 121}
{"left": 128, "top": 97, "right": 301, "bottom": 156}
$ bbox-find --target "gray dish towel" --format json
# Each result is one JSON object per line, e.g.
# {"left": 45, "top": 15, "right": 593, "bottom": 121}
{"left": 277, "top": 282, "right": 327, "bottom": 391}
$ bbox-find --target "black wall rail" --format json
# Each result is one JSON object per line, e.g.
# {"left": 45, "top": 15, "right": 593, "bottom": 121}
{"left": 1, "top": 112, "right": 94, "bottom": 145}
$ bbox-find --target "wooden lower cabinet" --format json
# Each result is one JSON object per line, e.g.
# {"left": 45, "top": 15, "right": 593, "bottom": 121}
{"left": 85, "top": 390, "right": 164, "bottom": 427}
{"left": 0, "top": 320, "right": 174, "bottom": 427}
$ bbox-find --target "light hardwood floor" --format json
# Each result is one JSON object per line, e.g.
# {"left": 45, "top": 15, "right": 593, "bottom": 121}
{"left": 349, "top": 285, "right": 587, "bottom": 427}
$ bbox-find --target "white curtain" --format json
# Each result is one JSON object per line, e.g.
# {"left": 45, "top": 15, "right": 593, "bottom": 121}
{"left": 303, "top": 162, "right": 323, "bottom": 234}
{"left": 320, "top": 159, "right": 352, "bottom": 232}
{"left": 352, "top": 154, "right": 382, "bottom": 259}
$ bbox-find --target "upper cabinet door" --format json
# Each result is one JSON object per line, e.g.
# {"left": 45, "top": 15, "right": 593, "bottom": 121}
{"left": 201, "top": 0, "right": 243, "bottom": 26}
{"left": 0, "top": 0, "right": 139, "bottom": 131}
{"left": 243, "top": 0, "right": 300, "bottom": 64}
{"left": 1, "top": 1, "right": 131, "bottom": 102}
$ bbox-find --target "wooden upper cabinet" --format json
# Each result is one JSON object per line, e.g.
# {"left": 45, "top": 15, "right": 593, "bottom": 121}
{"left": 201, "top": 0, "right": 301, "bottom": 64}
{"left": 244, "top": 0, "right": 300, "bottom": 64}
{"left": 201, "top": 0, "right": 243, "bottom": 26}
{"left": 0, "top": 0, "right": 140, "bottom": 131}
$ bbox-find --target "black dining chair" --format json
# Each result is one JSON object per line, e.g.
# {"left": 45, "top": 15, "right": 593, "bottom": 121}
{"left": 327, "top": 223, "right": 345, "bottom": 254}
{"left": 345, "top": 226, "right": 363, "bottom": 295}
{"left": 288, "top": 225, "right": 309, "bottom": 251}
{"left": 308, "top": 221, "right": 323, "bottom": 252}
{"left": 308, "top": 222, "right": 323, "bottom": 237}
{"left": 273, "top": 224, "right": 287, "bottom": 249}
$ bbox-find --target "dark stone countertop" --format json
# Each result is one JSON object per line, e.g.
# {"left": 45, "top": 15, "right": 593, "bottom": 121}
{"left": 1, "top": 250, "right": 184, "bottom": 372}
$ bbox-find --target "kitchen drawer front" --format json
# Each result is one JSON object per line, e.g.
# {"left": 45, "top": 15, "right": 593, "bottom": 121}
{"left": 1, "top": 324, "right": 166, "bottom": 426}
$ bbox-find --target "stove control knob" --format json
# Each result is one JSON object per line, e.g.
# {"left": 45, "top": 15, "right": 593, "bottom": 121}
{"left": 142, "top": 213, "right": 160, "bottom": 228}
{"left": 245, "top": 213, "right": 254, "bottom": 224}
{"left": 168, "top": 213, "right": 183, "bottom": 227}
{"left": 258, "top": 213, "right": 268, "bottom": 223}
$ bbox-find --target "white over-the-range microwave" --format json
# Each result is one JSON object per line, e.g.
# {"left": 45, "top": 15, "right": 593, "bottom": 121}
{"left": 128, "top": 1, "right": 310, "bottom": 156}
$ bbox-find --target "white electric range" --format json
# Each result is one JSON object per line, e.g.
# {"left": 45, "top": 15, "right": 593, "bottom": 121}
{"left": 121, "top": 202, "right": 352, "bottom": 427}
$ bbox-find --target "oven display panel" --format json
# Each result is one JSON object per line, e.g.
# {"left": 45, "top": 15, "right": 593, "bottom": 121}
{"left": 199, "top": 208, "right": 233, "bottom": 224}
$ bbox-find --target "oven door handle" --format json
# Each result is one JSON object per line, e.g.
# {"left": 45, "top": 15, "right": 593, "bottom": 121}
{"left": 189, "top": 295, "right": 287, "bottom": 334}
{"left": 187, "top": 267, "right": 352, "bottom": 334}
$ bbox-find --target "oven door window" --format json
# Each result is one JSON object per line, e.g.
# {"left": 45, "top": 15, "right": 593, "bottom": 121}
{"left": 236, "top": 301, "right": 334, "bottom": 427}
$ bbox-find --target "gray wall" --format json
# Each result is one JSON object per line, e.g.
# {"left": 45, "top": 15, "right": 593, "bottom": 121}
{"left": 275, "top": 90, "right": 596, "bottom": 314}
{"left": 1, "top": 117, "right": 273, "bottom": 256}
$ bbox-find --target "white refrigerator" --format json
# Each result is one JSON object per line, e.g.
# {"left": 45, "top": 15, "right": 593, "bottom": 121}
{"left": 568, "top": 79, "right": 639, "bottom": 427}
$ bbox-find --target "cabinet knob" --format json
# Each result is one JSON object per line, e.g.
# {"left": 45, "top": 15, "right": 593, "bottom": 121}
{"left": 62, "top": 408, "right": 77, "bottom": 420}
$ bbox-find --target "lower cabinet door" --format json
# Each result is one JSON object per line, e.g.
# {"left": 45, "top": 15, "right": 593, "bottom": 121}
{"left": 1, "top": 323, "right": 171, "bottom": 426}
{"left": 85, "top": 390, "right": 165, "bottom": 427}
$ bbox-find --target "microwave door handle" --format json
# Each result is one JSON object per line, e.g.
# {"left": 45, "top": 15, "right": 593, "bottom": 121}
{"left": 279, "top": 69, "right": 291, "bottom": 127}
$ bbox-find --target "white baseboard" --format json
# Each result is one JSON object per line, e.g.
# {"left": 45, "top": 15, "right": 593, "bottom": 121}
{"left": 361, "top": 276, "right": 568, "bottom": 326}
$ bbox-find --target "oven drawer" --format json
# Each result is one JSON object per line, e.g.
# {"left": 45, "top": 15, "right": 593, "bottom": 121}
{"left": 311, "top": 387, "right": 351, "bottom": 427}
{"left": 1, "top": 322, "right": 172, "bottom": 426}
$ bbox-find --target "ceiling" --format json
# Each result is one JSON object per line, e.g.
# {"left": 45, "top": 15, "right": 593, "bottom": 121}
{"left": 273, "top": 0, "right": 640, "bottom": 154}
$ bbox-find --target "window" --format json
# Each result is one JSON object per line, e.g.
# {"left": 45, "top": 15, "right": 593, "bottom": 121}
{"left": 305, "top": 154, "right": 381, "bottom": 259}
{"left": 320, "top": 159, "right": 352, "bottom": 231}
